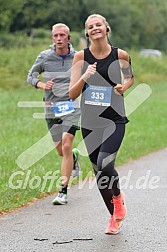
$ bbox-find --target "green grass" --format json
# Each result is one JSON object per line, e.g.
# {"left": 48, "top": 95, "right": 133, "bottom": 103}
{"left": 117, "top": 81, "right": 167, "bottom": 165}
{"left": 0, "top": 87, "right": 88, "bottom": 213}
{"left": 0, "top": 48, "right": 167, "bottom": 213}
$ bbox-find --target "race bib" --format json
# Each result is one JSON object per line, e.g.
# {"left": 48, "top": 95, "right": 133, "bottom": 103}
{"left": 85, "top": 85, "right": 112, "bottom": 106}
{"left": 53, "top": 100, "right": 75, "bottom": 116}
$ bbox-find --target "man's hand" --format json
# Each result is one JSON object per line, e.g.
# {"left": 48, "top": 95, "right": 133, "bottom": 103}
{"left": 45, "top": 79, "right": 55, "bottom": 90}
{"left": 37, "top": 79, "right": 54, "bottom": 90}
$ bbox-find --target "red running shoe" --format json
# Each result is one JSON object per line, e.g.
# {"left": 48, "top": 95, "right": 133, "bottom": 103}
{"left": 105, "top": 215, "right": 122, "bottom": 235}
{"left": 113, "top": 191, "right": 127, "bottom": 221}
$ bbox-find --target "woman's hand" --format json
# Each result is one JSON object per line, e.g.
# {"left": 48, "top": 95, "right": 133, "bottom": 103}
{"left": 82, "top": 62, "right": 97, "bottom": 81}
{"left": 114, "top": 84, "right": 124, "bottom": 95}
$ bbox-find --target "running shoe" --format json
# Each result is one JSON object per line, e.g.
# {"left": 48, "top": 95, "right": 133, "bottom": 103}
{"left": 71, "top": 148, "right": 80, "bottom": 177}
{"left": 52, "top": 192, "right": 67, "bottom": 205}
{"left": 113, "top": 191, "right": 127, "bottom": 221}
{"left": 105, "top": 215, "right": 123, "bottom": 235}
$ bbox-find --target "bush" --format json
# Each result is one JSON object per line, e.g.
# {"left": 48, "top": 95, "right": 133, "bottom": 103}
{"left": 30, "top": 28, "right": 51, "bottom": 38}
{"left": 70, "top": 31, "right": 80, "bottom": 49}
{"left": 0, "top": 33, "right": 28, "bottom": 48}
{"left": 0, "top": 31, "right": 82, "bottom": 49}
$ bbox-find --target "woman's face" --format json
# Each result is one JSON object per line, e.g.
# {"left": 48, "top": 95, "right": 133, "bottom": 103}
{"left": 86, "top": 17, "right": 107, "bottom": 40}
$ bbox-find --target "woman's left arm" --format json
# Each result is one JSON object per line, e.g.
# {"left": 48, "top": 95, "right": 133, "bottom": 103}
{"left": 114, "top": 49, "right": 134, "bottom": 95}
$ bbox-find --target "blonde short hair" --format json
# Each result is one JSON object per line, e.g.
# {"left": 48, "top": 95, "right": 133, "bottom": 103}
{"left": 52, "top": 23, "right": 70, "bottom": 34}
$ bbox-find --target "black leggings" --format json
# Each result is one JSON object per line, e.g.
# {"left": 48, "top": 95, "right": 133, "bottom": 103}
{"left": 82, "top": 123, "right": 125, "bottom": 215}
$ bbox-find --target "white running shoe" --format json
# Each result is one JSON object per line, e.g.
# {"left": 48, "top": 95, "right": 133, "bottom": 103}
{"left": 52, "top": 192, "right": 67, "bottom": 205}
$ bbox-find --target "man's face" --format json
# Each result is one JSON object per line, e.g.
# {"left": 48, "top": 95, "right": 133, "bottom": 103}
{"left": 52, "top": 27, "right": 69, "bottom": 50}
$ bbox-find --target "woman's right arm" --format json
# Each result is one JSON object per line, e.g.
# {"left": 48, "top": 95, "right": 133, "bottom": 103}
{"left": 69, "top": 51, "right": 85, "bottom": 100}
{"left": 69, "top": 51, "right": 97, "bottom": 100}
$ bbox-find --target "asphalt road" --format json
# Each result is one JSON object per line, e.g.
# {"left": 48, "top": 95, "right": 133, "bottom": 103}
{"left": 0, "top": 148, "right": 167, "bottom": 252}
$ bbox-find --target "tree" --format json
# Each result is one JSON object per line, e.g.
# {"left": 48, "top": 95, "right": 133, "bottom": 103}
{"left": 0, "top": 0, "right": 24, "bottom": 31}
{"left": 1, "top": 0, "right": 167, "bottom": 51}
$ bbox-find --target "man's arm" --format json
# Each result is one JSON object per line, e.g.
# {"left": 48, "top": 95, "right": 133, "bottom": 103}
{"left": 27, "top": 53, "right": 44, "bottom": 88}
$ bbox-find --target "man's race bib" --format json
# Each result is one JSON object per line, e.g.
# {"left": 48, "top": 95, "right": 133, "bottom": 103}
{"left": 53, "top": 100, "right": 75, "bottom": 116}
{"left": 85, "top": 85, "right": 112, "bottom": 106}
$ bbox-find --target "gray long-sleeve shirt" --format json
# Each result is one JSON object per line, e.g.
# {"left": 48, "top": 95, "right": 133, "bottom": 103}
{"left": 27, "top": 43, "right": 79, "bottom": 118}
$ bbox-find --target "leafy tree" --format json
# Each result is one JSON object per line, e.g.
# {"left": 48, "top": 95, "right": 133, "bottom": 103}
{"left": 1, "top": 0, "right": 167, "bottom": 51}
{"left": 0, "top": 0, "right": 23, "bottom": 31}
{"left": 10, "top": 0, "right": 52, "bottom": 32}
